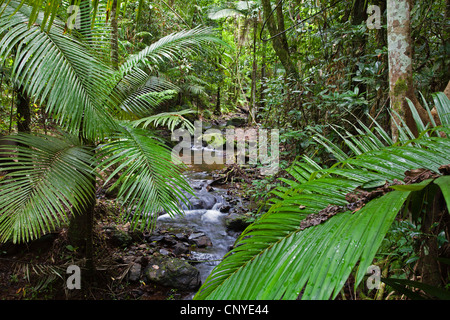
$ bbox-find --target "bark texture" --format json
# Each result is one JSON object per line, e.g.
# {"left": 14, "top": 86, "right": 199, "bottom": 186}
{"left": 387, "top": 0, "right": 429, "bottom": 140}
{"left": 261, "top": 0, "right": 299, "bottom": 79}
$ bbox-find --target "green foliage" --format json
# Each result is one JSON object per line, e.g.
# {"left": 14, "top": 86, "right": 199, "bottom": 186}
{"left": 0, "top": 0, "right": 224, "bottom": 244}
{"left": 0, "top": 134, "right": 96, "bottom": 243}
{"left": 96, "top": 124, "right": 192, "bottom": 230}
{"left": 195, "top": 96, "right": 450, "bottom": 300}
{"left": 0, "top": 1, "right": 118, "bottom": 140}
{"left": 132, "top": 108, "right": 196, "bottom": 134}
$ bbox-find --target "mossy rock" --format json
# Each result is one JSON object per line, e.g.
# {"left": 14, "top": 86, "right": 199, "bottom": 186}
{"left": 144, "top": 255, "right": 201, "bottom": 290}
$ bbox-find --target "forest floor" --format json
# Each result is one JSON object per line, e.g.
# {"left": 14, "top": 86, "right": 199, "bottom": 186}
{"left": 0, "top": 112, "right": 273, "bottom": 300}
{"left": 0, "top": 164, "right": 256, "bottom": 300}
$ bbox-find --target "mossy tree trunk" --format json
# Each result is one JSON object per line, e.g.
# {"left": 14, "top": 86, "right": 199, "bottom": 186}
{"left": 387, "top": 0, "right": 430, "bottom": 141}
{"left": 261, "top": 0, "right": 299, "bottom": 80}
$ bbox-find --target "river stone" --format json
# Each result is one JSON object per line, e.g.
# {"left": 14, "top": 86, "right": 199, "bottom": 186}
{"left": 174, "top": 242, "right": 189, "bottom": 255}
{"left": 144, "top": 255, "right": 200, "bottom": 290}
{"left": 185, "top": 192, "right": 218, "bottom": 210}
{"left": 128, "top": 263, "right": 142, "bottom": 282}
{"left": 104, "top": 226, "right": 133, "bottom": 248}
{"left": 225, "top": 213, "right": 251, "bottom": 232}
{"left": 188, "top": 232, "right": 212, "bottom": 248}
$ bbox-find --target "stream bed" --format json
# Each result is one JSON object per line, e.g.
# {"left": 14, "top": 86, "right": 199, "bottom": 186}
{"left": 150, "top": 145, "right": 249, "bottom": 298}
{"left": 157, "top": 169, "right": 238, "bottom": 285}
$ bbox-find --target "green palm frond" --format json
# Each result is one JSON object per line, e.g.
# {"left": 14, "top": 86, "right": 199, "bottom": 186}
{"left": 195, "top": 92, "right": 450, "bottom": 300}
{"left": 111, "top": 69, "right": 180, "bottom": 117}
{"left": 0, "top": 134, "right": 96, "bottom": 243}
{"left": 119, "top": 26, "right": 224, "bottom": 76}
{"left": 0, "top": 1, "right": 118, "bottom": 139}
{"left": 95, "top": 124, "right": 193, "bottom": 230}
{"left": 131, "top": 109, "right": 196, "bottom": 134}
{"left": 195, "top": 133, "right": 450, "bottom": 300}
{"left": 433, "top": 92, "right": 450, "bottom": 127}
{"left": 0, "top": 0, "right": 135, "bottom": 31}
{"left": 110, "top": 26, "right": 224, "bottom": 117}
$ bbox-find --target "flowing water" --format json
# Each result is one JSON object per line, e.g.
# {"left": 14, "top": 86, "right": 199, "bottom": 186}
{"left": 157, "top": 146, "right": 238, "bottom": 285}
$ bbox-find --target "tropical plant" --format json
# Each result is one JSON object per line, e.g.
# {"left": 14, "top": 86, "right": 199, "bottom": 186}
{"left": 0, "top": 0, "right": 222, "bottom": 246}
{"left": 194, "top": 92, "right": 450, "bottom": 300}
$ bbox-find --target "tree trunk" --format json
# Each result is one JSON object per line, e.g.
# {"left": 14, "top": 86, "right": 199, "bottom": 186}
{"left": 351, "top": 0, "right": 368, "bottom": 97}
{"left": 249, "top": 16, "right": 258, "bottom": 124}
{"left": 260, "top": 39, "right": 267, "bottom": 111}
{"left": 215, "top": 56, "right": 222, "bottom": 116}
{"left": 387, "top": 0, "right": 430, "bottom": 140}
{"left": 16, "top": 86, "right": 31, "bottom": 133}
{"left": 261, "top": 0, "right": 299, "bottom": 80}
{"left": 68, "top": 0, "right": 96, "bottom": 278}
{"left": 416, "top": 187, "right": 448, "bottom": 289}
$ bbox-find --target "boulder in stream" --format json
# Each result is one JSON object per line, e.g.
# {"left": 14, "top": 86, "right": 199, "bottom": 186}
{"left": 225, "top": 213, "right": 252, "bottom": 232}
{"left": 144, "top": 255, "right": 201, "bottom": 290}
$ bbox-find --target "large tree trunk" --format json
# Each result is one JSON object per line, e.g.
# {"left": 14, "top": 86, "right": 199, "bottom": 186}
{"left": 261, "top": 0, "right": 299, "bottom": 80}
{"left": 387, "top": 0, "right": 430, "bottom": 140}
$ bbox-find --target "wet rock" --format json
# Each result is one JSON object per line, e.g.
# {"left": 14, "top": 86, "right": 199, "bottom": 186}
{"left": 219, "top": 204, "right": 231, "bottom": 213}
{"left": 188, "top": 232, "right": 212, "bottom": 248}
{"left": 104, "top": 226, "right": 133, "bottom": 248}
{"left": 128, "top": 263, "right": 142, "bottom": 282}
{"left": 175, "top": 233, "right": 188, "bottom": 241}
{"left": 184, "top": 192, "right": 218, "bottom": 210}
{"left": 159, "top": 248, "right": 171, "bottom": 256}
{"left": 225, "top": 213, "right": 251, "bottom": 232}
{"left": 147, "top": 235, "right": 164, "bottom": 243}
{"left": 174, "top": 242, "right": 189, "bottom": 255}
{"left": 144, "top": 255, "right": 201, "bottom": 290}
{"left": 163, "top": 235, "right": 177, "bottom": 246}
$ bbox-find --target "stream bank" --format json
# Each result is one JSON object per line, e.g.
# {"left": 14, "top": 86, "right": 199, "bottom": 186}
{"left": 0, "top": 117, "right": 264, "bottom": 300}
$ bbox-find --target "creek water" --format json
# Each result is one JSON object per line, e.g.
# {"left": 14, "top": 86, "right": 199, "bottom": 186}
{"left": 156, "top": 146, "right": 239, "bottom": 285}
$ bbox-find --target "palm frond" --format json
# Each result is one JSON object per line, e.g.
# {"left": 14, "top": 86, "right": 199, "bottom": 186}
{"left": 131, "top": 109, "right": 196, "bottom": 134}
{"left": 112, "top": 70, "right": 181, "bottom": 118}
{"left": 194, "top": 131, "right": 450, "bottom": 300}
{"left": 0, "top": 133, "right": 96, "bottom": 243}
{"left": 0, "top": 1, "right": 118, "bottom": 139}
{"left": 95, "top": 124, "right": 193, "bottom": 230}
{"left": 119, "top": 26, "right": 224, "bottom": 76}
